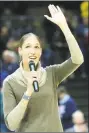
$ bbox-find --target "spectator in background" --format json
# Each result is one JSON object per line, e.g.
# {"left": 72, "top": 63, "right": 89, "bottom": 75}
{"left": 0, "top": 50, "right": 18, "bottom": 132}
{"left": 0, "top": 89, "right": 11, "bottom": 132}
{"left": 74, "top": 1, "right": 89, "bottom": 78}
{"left": 51, "top": 18, "right": 73, "bottom": 65}
{"left": 1, "top": 50, "right": 19, "bottom": 86}
{"left": 40, "top": 37, "right": 55, "bottom": 67}
{"left": 41, "top": 48, "right": 55, "bottom": 67}
{"left": 0, "top": 26, "right": 10, "bottom": 55}
{"left": 43, "top": 15, "right": 57, "bottom": 51}
{"left": 65, "top": 110, "right": 88, "bottom": 132}
{"left": 58, "top": 86, "right": 77, "bottom": 131}
{"left": 6, "top": 37, "right": 19, "bottom": 52}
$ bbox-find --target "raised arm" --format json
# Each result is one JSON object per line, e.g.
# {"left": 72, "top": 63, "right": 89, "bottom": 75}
{"left": 45, "top": 5, "right": 84, "bottom": 87}
{"left": 44, "top": 4, "right": 84, "bottom": 64}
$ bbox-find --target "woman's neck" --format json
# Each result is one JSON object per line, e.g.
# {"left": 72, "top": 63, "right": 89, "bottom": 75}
{"left": 22, "top": 62, "right": 39, "bottom": 71}
{"left": 22, "top": 62, "right": 30, "bottom": 71}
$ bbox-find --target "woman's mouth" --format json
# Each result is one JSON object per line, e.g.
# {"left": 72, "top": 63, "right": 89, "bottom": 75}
{"left": 29, "top": 56, "right": 37, "bottom": 60}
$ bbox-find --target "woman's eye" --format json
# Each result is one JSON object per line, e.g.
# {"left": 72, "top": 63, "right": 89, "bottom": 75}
{"left": 25, "top": 45, "right": 40, "bottom": 49}
{"left": 25, "top": 46, "right": 30, "bottom": 48}
{"left": 35, "top": 46, "right": 39, "bottom": 48}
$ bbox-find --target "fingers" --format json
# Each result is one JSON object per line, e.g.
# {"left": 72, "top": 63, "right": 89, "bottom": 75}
{"left": 44, "top": 15, "right": 52, "bottom": 21}
{"left": 45, "top": 4, "right": 62, "bottom": 18}
{"left": 44, "top": 4, "right": 64, "bottom": 24}
{"left": 48, "top": 4, "right": 60, "bottom": 14}
{"left": 48, "top": 4, "right": 55, "bottom": 17}
{"left": 56, "top": 6, "right": 62, "bottom": 13}
{"left": 51, "top": 5, "right": 58, "bottom": 12}
{"left": 48, "top": 4, "right": 60, "bottom": 16}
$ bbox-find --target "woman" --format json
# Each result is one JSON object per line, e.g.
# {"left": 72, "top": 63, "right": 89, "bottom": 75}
{"left": 2, "top": 5, "right": 84, "bottom": 132}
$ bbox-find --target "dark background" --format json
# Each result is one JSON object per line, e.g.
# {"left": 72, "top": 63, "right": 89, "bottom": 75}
{"left": 0, "top": 1, "right": 82, "bottom": 14}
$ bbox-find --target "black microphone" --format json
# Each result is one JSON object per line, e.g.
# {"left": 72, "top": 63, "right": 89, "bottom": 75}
{"left": 29, "top": 61, "right": 39, "bottom": 92}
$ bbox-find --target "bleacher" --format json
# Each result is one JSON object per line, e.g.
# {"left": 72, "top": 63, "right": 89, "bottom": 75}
{"left": 62, "top": 77, "right": 88, "bottom": 123}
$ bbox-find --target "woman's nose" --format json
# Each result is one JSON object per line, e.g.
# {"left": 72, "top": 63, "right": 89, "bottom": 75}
{"left": 30, "top": 48, "right": 35, "bottom": 54}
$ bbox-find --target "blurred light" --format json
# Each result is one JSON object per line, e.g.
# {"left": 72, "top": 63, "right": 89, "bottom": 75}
{"left": 80, "top": 1, "right": 89, "bottom": 18}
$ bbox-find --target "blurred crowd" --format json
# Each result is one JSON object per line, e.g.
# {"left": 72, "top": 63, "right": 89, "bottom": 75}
{"left": 0, "top": 1, "right": 88, "bottom": 132}
{"left": 57, "top": 86, "right": 88, "bottom": 132}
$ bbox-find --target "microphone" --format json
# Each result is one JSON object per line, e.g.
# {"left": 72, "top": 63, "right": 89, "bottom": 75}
{"left": 29, "top": 61, "right": 39, "bottom": 92}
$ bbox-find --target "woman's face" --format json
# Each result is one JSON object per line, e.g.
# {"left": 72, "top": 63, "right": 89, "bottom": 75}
{"left": 19, "top": 35, "right": 42, "bottom": 67}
